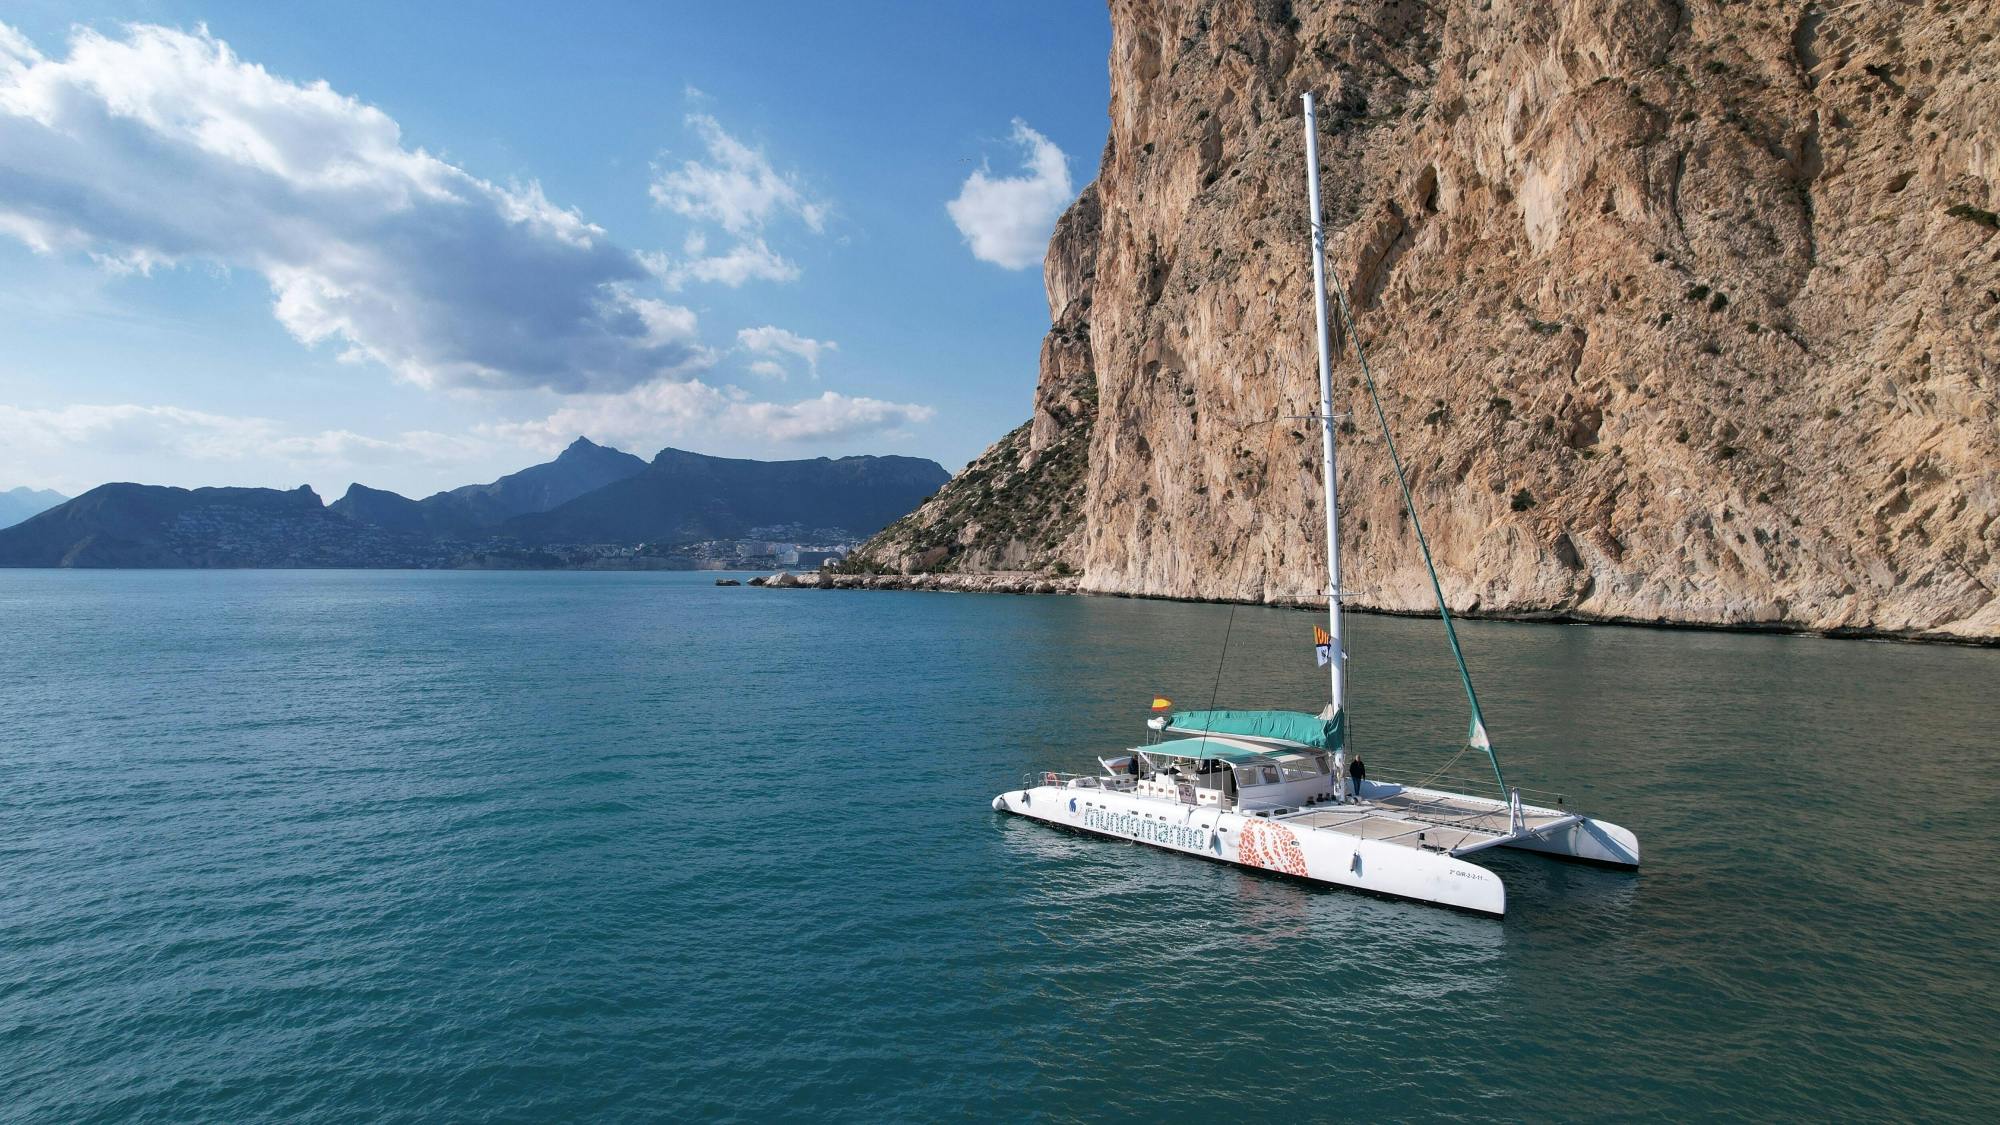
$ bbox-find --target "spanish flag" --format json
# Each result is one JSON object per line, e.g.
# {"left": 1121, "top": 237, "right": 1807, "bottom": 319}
{"left": 1313, "top": 625, "right": 1332, "bottom": 667}
{"left": 1150, "top": 697, "right": 1173, "bottom": 711}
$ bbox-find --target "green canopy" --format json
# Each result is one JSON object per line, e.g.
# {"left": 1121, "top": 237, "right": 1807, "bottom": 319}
{"left": 1166, "top": 708, "right": 1345, "bottom": 752}
{"left": 1139, "top": 738, "right": 1269, "bottom": 763}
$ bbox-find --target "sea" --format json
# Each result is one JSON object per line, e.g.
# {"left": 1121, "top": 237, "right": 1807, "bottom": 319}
{"left": 2, "top": 570, "right": 1996, "bottom": 1122}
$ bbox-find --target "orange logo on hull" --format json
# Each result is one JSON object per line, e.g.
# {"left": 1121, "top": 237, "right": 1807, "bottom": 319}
{"left": 1237, "top": 819, "right": 1310, "bottom": 877}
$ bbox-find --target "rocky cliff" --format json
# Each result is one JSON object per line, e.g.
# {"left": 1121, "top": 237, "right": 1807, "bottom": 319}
{"left": 870, "top": 0, "right": 2000, "bottom": 640}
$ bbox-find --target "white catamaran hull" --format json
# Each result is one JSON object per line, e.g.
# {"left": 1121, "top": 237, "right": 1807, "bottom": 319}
{"left": 1498, "top": 810, "right": 1639, "bottom": 867}
{"left": 993, "top": 785, "right": 1507, "bottom": 916}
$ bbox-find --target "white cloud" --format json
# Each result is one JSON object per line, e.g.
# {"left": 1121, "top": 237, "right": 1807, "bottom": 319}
{"left": 0, "top": 389, "right": 932, "bottom": 497}
{"left": 489, "top": 379, "right": 933, "bottom": 453}
{"left": 0, "top": 24, "right": 41, "bottom": 69}
{"left": 650, "top": 113, "right": 828, "bottom": 234}
{"left": 737, "top": 325, "right": 836, "bottom": 379}
{"left": 730, "top": 390, "right": 933, "bottom": 443}
{"left": 265, "top": 427, "right": 488, "bottom": 466}
{"left": 643, "top": 236, "right": 799, "bottom": 289}
{"left": 0, "top": 22, "right": 710, "bottom": 393}
{"left": 0, "top": 401, "right": 493, "bottom": 493}
{"left": 0, "top": 403, "right": 274, "bottom": 465}
{"left": 947, "top": 119, "right": 1073, "bottom": 270}
{"left": 745, "top": 360, "right": 788, "bottom": 380}
{"left": 642, "top": 113, "right": 823, "bottom": 291}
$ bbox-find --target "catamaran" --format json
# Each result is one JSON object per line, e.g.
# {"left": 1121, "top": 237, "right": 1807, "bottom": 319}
{"left": 991, "top": 93, "right": 1640, "bottom": 917}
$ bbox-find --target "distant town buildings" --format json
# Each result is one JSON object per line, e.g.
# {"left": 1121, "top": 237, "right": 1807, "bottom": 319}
{"left": 145, "top": 506, "right": 856, "bottom": 571}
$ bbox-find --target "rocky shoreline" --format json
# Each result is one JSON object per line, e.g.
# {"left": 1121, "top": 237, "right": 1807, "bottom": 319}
{"left": 750, "top": 570, "right": 1083, "bottom": 596}
{"left": 748, "top": 569, "right": 1996, "bottom": 647}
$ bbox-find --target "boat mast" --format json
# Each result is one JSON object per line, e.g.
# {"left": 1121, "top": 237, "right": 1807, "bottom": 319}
{"left": 1299, "top": 95, "right": 1507, "bottom": 800}
{"left": 1301, "top": 92, "right": 1345, "bottom": 721}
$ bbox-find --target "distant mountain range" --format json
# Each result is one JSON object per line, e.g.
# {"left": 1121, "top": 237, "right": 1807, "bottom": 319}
{"left": 0, "top": 441, "right": 948, "bottom": 569}
{"left": 328, "top": 437, "right": 650, "bottom": 538}
{"left": 0, "top": 483, "right": 382, "bottom": 568}
{"left": 502, "top": 446, "right": 953, "bottom": 546}
{"left": 0, "top": 487, "right": 67, "bottom": 530}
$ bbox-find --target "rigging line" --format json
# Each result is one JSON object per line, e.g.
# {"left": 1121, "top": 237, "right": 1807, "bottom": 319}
{"left": 1412, "top": 744, "right": 1472, "bottom": 789}
{"left": 1227, "top": 412, "right": 1351, "bottom": 434}
{"left": 1322, "top": 280, "right": 1509, "bottom": 801}
{"left": 1191, "top": 603, "right": 1238, "bottom": 843}
{"left": 1205, "top": 603, "right": 1239, "bottom": 717}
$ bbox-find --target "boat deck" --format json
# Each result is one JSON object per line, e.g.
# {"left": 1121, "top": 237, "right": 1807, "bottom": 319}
{"left": 1280, "top": 788, "right": 1571, "bottom": 853}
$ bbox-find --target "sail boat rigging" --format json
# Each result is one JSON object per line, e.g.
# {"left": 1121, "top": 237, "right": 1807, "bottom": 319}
{"left": 990, "top": 92, "right": 1639, "bottom": 917}
{"left": 1303, "top": 92, "right": 1506, "bottom": 799}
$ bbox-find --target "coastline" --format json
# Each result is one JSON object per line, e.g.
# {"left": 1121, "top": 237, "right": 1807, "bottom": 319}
{"left": 755, "top": 570, "right": 1084, "bottom": 596}
{"left": 757, "top": 570, "right": 2000, "bottom": 648}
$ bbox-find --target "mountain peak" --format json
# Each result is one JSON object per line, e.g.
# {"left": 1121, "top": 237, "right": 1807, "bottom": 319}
{"left": 560, "top": 436, "right": 603, "bottom": 457}
{"left": 0, "top": 486, "right": 69, "bottom": 530}
{"left": 502, "top": 448, "right": 951, "bottom": 544}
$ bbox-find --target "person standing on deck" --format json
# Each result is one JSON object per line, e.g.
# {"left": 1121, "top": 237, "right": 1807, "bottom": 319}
{"left": 1348, "top": 752, "right": 1367, "bottom": 803}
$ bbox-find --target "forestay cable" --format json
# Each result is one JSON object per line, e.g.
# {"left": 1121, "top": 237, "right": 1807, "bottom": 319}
{"left": 1322, "top": 281, "right": 1508, "bottom": 799}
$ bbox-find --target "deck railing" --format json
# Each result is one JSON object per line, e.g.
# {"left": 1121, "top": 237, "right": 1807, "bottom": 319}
{"left": 1019, "top": 771, "right": 1138, "bottom": 792}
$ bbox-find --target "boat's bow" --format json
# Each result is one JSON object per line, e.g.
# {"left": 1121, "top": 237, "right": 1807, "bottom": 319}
{"left": 1360, "top": 782, "right": 1640, "bottom": 868}
{"left": 1495, "top": 812, "right": 1641, "bottom": 867}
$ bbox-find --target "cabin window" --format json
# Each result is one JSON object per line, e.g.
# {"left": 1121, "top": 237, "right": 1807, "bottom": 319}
{"left": 1278, "top": 763, "right": 1316, "bottom": 782}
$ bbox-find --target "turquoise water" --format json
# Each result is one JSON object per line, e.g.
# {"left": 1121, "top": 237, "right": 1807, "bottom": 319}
{"left": 2, "top": 570, "right": 1996, "bottom": 1122}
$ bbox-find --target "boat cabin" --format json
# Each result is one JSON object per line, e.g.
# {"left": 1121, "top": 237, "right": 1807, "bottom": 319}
{"left": 1128, "top": 738, "right": 1335, "bottom": 811}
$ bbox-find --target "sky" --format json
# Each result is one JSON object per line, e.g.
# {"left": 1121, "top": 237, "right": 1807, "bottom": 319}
{"left": 0, "top": 1, "right": 1111, "bottom": 500}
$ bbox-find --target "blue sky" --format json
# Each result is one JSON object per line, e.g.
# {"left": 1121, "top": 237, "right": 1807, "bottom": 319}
{"left": 0, "top": 1, "right": 1110, "bottom": 499}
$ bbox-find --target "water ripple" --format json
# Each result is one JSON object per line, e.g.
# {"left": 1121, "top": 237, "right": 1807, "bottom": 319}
{"left": 1, "top": 570, "right": 1995, "bottom": 1122}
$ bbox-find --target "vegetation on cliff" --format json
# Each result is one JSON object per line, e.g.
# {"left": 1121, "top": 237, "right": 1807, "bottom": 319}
{"left": 843, "top": 365, "right": 1094, "bottom": 575}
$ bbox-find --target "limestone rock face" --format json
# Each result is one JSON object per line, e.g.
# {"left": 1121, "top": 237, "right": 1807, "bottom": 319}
{"left": 880, "top": 0, "right": 2000, "bottom": 639}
